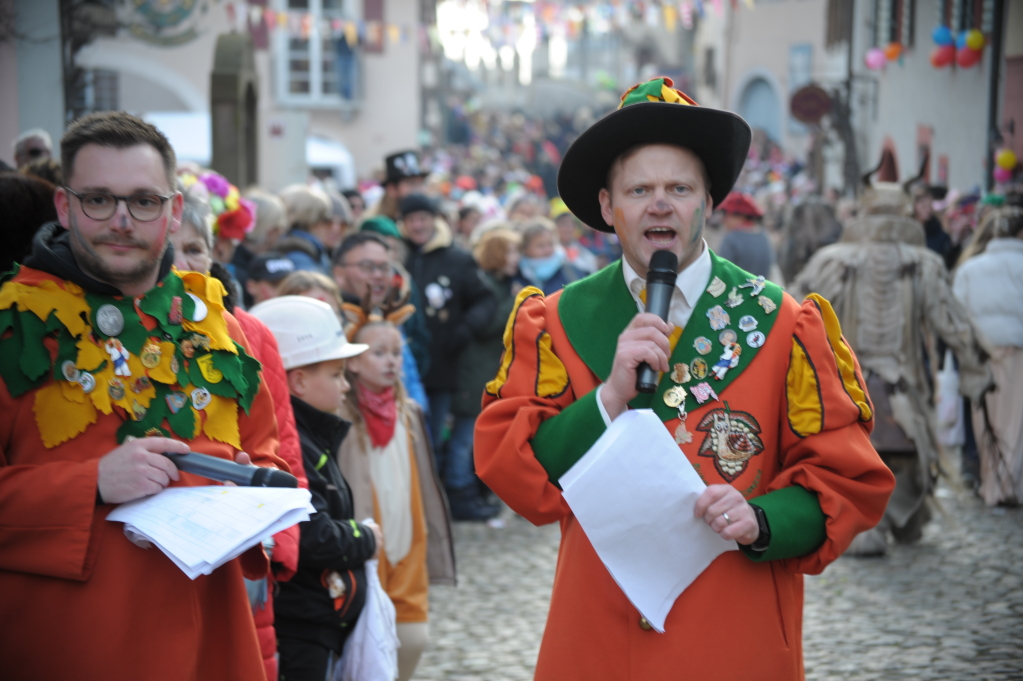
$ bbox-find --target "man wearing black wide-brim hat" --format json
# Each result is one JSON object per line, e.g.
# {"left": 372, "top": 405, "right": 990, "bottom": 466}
{"left": 365, "top": 149, "right": 430, "bottom": 221}
{"left": 474, "top": 78, "right": 894, "bottom": 680}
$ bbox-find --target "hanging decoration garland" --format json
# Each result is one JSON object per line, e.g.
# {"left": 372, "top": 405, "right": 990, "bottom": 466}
{"left": 0, "top": 268, "right": 262, "bottom": 450}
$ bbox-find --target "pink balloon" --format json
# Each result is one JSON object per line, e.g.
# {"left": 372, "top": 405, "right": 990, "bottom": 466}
{"left": 993, "top": 167, "right": 1013, "bottom": 184}
{"left": 865, "top": 48, "right": 887, "bottom": 70}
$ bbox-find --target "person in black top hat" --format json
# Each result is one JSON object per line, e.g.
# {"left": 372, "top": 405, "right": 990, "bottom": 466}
{"left": 366, "top": 150, "right": 430, "bottom": 221}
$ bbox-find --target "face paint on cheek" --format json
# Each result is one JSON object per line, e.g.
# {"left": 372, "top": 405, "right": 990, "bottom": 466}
{"left": 613, "top": 207, "right": 625, "bottom": 229}
{"left": 690, "top": 200, "right": 705, "bottom": 245}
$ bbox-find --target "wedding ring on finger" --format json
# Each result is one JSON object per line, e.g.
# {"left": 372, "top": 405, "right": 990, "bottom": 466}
{"left": 722, "top": 512, "right": 732, "bottom": 525}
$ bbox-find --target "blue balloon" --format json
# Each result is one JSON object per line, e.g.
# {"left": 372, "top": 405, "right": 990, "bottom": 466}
{"left": 956, "top": 31, "right": 968, "bottom": 49}
{"left": 932, "top": 25, "right": 953, "bottom": 46}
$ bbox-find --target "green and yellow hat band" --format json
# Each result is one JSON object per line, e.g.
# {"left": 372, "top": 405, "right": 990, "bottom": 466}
{"left": 618, "top": 77, "right": 699, "bottom": 110}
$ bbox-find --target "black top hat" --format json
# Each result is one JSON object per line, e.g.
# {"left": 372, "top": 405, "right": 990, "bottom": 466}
{"left": 384, "top": 150, "right": 428, "bottom": 185}
{"left": 557, "top": 78, "right": 751, "bottom": 233}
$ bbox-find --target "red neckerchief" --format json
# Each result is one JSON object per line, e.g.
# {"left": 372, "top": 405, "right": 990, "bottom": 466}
{"left": 357, "top": 383, "right": 397, "bottom": 448}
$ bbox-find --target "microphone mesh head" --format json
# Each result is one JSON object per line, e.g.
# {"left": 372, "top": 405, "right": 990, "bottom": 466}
{"left": 649, "top": 250, "right": 678, "bottom": 273}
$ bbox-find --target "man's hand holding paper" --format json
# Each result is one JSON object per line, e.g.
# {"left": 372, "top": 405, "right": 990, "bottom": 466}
{"left": 559, "top": 409, "right": 737, "bottom": 633}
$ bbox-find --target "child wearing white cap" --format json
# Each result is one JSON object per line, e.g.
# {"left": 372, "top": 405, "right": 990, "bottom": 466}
{"left": 249, "top": 295, "right": 382, "bottom": 681}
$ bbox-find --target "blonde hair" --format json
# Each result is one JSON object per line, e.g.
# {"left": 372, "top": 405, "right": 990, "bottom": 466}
{"left": 474, "top": 227, "right": 520, "bottom": 273}
{"left": 343, "top": 321, "right": 409, "bottom": 430}
{"left": 280, "top": 185, "right": 332, "bottom": 232}
{"left": 277, "top": 270, "right": 343, "bottom": 310}
{"left": 520, "top": 217, "right": 557, "bottom": 253}
{"left": 244, "top": 188, "right": 287, "bottom": 244}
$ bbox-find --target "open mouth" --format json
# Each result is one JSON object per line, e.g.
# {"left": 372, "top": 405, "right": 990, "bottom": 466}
{"left": 644, "top": 227, "right": 677, "bottom": 247}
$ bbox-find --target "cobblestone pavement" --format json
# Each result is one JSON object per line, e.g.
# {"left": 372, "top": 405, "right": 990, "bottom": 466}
{"left": 416, "top": 484, "right": 1023, "bottom": 680}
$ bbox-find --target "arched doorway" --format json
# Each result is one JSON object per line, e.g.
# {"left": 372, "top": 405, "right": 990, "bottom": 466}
{"left": 738, "top": 77, "right": 781, "bottom": 143}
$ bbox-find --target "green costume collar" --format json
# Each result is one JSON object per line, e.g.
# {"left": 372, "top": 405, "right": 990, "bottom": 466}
{"left": 559, "top": 251, "right": 783, "bottom": 421}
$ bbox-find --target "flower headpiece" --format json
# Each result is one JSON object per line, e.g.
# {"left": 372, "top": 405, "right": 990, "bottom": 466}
{"left": 179, "top": 170, "right": 257, "bottom": 241}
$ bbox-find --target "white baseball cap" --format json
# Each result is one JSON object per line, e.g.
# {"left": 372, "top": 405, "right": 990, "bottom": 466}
{"left": 249, "top": 296, "right": 368, "bottom": 370}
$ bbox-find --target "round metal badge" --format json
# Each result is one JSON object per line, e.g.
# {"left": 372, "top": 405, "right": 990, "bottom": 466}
{"left": 718, "top": 329, "right": 738, "bottom": 346}
{"left": 747, "top": 331, "right": 766, "bottom": 348}
{"left": 191, "top": 387, "right": 212, "bottom": 410}
{"left": 690, "top": 357, "right": 709, "bottom": 380}
{"left": 663, "top": 385, "right": 686, "bottom": 408}
{"left": 108, "top": 378, "right": 126, "bottom": 401}
{"left": 693, "top": 337, "right": 713, "bottom": 355}
{"left": 61, "top": 360, "right": 81, "bottom": 382}
{"left": 95, "top": 304, "right": 124, "bottom": 337}
{"left": 77, "top": 372, "right": 96, "bottom": 393}
{"left": 738, "top": 315, "right": 758, "bottom": 332}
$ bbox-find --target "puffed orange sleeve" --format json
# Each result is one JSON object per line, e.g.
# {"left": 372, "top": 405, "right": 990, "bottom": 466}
{"left": 474, "top": 288, "right": 584, "bottom": 526}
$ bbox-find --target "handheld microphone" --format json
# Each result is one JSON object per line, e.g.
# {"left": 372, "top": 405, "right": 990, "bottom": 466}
{"left": 163, "top": 452, "right": 299, "bottom": 488}
{"left": 636, "top": 250, "right": 679, "bottom": 393}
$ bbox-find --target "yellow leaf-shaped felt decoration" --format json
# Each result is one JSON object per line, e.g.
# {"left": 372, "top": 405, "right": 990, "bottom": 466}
{"left": 34, "top": 381, "right": 97, "bottom": 448}
{"left": 202, "top": 394, "right": 240, "bottom": 448}
{"left": 60, "top": 377, "right": 86, "bottom": 403}
{"left": 180, "top": 273, "right": 236, "bottom": 353}
{"left": 0, "top": 281, "right": 91, "bottom": 337}
{"left": 76, "top": 336, "right": 107, "bottom": 372}
{"left": 148, "top": 341, "right": 180, "bottom": 385}
{"left": 87, "top": 362, "right": 114, "bottom": 415}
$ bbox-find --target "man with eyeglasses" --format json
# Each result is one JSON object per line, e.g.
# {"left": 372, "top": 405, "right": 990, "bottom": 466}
{"left": 332, "top": 231, "right": 430, "bottom": 414}
{"left": 0, "top": 111, "right": 288, "bottom": 679}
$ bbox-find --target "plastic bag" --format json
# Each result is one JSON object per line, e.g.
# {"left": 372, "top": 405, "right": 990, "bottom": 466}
{"left": 331, "top": 558, "right": 399, "bottom": 681}
{"left": 936, "top": 350, "right": 965, "bottom": 447}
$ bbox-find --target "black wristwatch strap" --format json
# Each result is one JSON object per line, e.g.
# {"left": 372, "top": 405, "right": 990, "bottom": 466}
{"left": 746, "top": 503, "right": 771, "bottom": 552}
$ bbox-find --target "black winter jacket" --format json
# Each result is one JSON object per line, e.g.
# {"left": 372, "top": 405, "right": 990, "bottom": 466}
{"left": 274, "top": 396, "right": 378, "bottom": 653}
{"left": 404, "top": 222, "right": 496, "bottom": 393}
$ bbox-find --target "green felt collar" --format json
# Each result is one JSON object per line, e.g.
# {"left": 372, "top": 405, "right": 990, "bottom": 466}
{"left": 559, "top": 251, "right": 783, "bottom": 421}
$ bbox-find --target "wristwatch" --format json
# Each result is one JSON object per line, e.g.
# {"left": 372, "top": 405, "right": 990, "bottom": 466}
{"left": 745, "top": 503, "right": 771, "bottom": 552}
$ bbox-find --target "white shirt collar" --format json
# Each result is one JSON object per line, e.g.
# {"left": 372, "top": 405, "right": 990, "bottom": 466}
{"left": 622, "top": 241, "right": 712, "bottom": 314}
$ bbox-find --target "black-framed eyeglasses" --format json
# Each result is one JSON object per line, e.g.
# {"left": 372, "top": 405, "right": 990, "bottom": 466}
{"left": 340, "top": 260, "right": 393, "bottom": 276}
{"left": 65, "top": 187, "right": 175, "bottom": 222}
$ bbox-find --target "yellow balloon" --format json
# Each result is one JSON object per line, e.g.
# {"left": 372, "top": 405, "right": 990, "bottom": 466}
{"left": 996, "top": 148, "right": 1017, "bottom": 171}
{"left": 966, "top": 29, "right": 985, "bottom": 51}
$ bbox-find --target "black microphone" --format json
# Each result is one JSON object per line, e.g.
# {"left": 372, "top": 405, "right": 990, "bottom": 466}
{"left": 636, "top": 250, "right": 679, "bottom": 393}
{"left": 163, "top": 452, "right": 299, "bottom": 488}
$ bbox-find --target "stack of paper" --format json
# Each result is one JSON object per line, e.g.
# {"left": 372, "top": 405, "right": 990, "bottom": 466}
{"left": 560, "top": 409, "right": 736, "bottom": 633}
{"left": 107, "top": 486, "right": 315, "bottom": 579}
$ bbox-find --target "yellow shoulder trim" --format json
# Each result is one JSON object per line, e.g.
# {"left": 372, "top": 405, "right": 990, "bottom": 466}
{"left": 807, "top": 293, "right": 872, "bottom": 422}
{"left": 535, "top": 331, "right": 569, "bottom": 398}
{"left": 786, "top": 336, "right": 823, "bottom": 437}
{"left": 485, "top": 286, "right": 544, "bottom": 397}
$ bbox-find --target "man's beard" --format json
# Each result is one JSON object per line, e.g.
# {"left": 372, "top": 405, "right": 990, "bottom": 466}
{"left": 68, "top": 212, "right": 167, "bottom": 290}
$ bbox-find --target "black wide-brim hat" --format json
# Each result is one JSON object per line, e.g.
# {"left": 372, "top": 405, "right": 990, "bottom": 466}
{"left": 557, "top": 78, "right": 752, "bottom": 232}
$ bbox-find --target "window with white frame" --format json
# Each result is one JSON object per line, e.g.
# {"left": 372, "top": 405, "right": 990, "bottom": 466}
{"left": 273, "top": 0, "right": 361, "bottom": 107}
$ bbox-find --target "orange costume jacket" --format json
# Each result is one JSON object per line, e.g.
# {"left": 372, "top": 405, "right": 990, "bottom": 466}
{"left": 475, "top": 253, "right": 895, "bottom": 680}
{"left": 0, "top": 266, "right": 288, "bottom": 681}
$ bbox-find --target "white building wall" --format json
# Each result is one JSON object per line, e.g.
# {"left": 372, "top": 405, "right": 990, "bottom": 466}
{"left": 12, "top": 0, "right": 65, "bottom": 159}
{"left": 852, "top": 0, "right": 990, "bottom": 189}
{"left": 713, "top": 0, "right": 843, "bottom": 159}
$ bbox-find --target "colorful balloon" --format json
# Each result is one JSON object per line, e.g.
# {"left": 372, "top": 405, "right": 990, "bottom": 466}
{"left": 932, "top": 25, "right": 954, "bottom": 46}
{"left": 865, "top": 48, "right": 887, "bottom": 71}
{"left": 965, "top": 30, "right": 985, "bottom": 51}
{"left": 996, "top": 148, "right": 1018, "bottom": 170}
{"left": 993, "top": 167, "right": 1013, "bottom": 184}
{"left": 956, "top": 46, "right": 982, "bottom": 68}
{"left": 930, "top": 45, "right": 955, "bottom": 68}
{"left": 884, "top": 42, "right": 902, "bottom": 61}
{"left": 956, "top": 32, "right": 967, "bottom": 49}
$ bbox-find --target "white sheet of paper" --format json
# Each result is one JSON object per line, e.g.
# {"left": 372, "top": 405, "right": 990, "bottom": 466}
{"left": 560, "top": 409, "right": 736, "bottom": 633}
{"left": 108, "top": 486, "right": 315, "bottom": 579}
